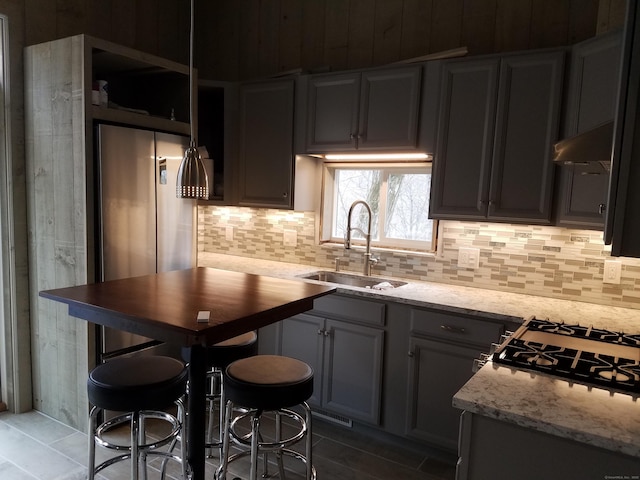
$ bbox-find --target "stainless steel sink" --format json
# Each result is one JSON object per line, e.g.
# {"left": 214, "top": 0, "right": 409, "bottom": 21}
{"left": 299, "top": 271, "right": 407, "bottom": 289}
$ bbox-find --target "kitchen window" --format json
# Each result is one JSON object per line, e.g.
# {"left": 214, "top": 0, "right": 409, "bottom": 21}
{"left": 321, "top": 163, "right": 436, "bottom": 252}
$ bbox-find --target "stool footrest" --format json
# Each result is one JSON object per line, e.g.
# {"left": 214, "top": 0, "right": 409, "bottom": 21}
{"left": 229, "top": 408, "right": 307, "bottom": 451}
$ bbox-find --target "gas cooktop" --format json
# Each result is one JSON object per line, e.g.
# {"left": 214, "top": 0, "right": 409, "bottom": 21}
{"left": 492, "top": 317, "right": 640, "bottom": 395}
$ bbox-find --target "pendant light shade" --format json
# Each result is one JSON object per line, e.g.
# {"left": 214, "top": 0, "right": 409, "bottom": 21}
{"left": 177, "top": 139, "right": 209, "bottom": 198}
{"left": 176, "top": 0, "right": 209, "bottom": 199}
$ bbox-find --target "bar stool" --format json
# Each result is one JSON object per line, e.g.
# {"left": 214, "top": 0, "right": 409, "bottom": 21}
{"left": 182, "top": 331, "right": 258, "bottom": 459}
{"left": 216, "top": 354, "right": 315, "bottom": 480}
{"left": 87, "top": 355, "right": 188, "bottom": 480}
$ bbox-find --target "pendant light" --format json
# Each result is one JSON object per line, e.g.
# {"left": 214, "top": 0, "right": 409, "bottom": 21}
{"left": 176, "top": 0, "right": 209, "bottom": 199}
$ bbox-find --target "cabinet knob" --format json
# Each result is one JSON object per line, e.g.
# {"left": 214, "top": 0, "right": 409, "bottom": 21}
{"left": 408, "top": 351, "right": 414, "bottom": 357}
{"left": 323, "top": 330, "right": 331, "bottom": 337}
{"left": 598, "top": 203, "right": 606, "bottom": 215}
{"left": 349, "top": 133, "right": 356, "bottom": 140}
{"left": 283, "top": 192, "right": 288, "bottom": 198}
{"left": 317, "top": 329, "right": 323, "bottom": 336}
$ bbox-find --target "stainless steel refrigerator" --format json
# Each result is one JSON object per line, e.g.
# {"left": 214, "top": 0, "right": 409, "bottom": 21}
{"left": 96, "top": 124, "right": 196, "bottom": 361}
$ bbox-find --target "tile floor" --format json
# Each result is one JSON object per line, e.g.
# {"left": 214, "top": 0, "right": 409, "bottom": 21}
{"left": 0, "top": 409, "right": 456, "bottom": 480}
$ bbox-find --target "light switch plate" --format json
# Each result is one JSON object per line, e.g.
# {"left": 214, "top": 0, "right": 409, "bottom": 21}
{"left": 458, "top": 247, "right": 480, "bottom": 269}
{"left": 225, "top": 226, "right": 234, "bottom": 241}
{"left": 603, "top": 259, "right": 622, "bottom": 284}
{"left": 283, "top": 229, "right": 297, "bottom": 247}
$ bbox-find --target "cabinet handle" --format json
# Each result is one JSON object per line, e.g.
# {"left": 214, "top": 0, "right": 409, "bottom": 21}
{"left": 323, "top": 330, "right": 331, "bottom": 337}
{"left": 598, "top": 203, "right": 606, "bottom": 215}
{"left": 408, "top": 351, "right": 414, "bottom": 357}
{"left": 317, "top": 329, "right": 324, "bottom": 336}
{"left": 349, "top": 133, "right": 355, "bottom": 140}
{"left": 440, "top": 325, "right": 466, "bottom": 334}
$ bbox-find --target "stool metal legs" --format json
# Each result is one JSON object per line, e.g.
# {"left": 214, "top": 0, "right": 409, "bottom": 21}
{"left": 88, "top": 399, "right": 187, "bottom": 480}
{"left": 216, "top": 400, "right": 316, "bottom": 480}
{"left": 205, "top": 367, "right": 226, "bottom": 459}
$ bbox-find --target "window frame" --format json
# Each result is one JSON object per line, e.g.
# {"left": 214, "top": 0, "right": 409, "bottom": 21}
{"left": 320, "top": 162, "right": 437, "bottom": 252}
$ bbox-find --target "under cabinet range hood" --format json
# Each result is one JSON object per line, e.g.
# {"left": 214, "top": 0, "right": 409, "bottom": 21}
{"left": 552, "top": 121, "right": 614, "bottom": 173}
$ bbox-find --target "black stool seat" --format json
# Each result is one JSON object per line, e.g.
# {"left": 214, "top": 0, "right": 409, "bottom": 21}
{"left": 224, "top": 355, "right": 313, "bottom": 411}
{"left": 88, "top": 356, "right": 187, "bottom": 412}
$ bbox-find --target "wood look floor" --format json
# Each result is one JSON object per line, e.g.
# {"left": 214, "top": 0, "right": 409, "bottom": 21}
{"left": 0, "top": 409, "right": 456, "bottom": 480}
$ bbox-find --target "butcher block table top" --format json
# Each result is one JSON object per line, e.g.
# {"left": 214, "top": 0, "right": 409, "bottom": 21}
{"left": 40, "top": 266, "right": 335, "bottom": 480}
{"left": 40, "top": 267, "right": 336, "bottom": 346}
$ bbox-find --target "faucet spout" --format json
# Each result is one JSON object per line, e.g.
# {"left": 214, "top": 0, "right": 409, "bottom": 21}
{"left": 345, "top": 200, "right": 377, "bottom": 275}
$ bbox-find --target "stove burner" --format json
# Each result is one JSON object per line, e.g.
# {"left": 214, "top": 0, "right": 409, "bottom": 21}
{"left": 492, "top": 318, "right": 640, "bottom": 395}
{"left": 527, "top": 318, "right": 640, "bottom": 347}
{"left": 510, "top": 341, "right": 561, "bottom": 367}
{"left": 598, "top": 370, "right": 632, "bottom": 382}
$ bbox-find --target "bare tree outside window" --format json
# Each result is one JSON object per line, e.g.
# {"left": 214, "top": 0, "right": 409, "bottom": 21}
{"left": 329, "top": 165, "right": 435, "bottom": 251}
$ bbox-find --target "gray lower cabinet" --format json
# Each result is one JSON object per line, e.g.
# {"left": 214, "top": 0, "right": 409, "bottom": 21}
{"left": 405, "top": 309, "right": 505, "bottom": 451}
{"left": 238, "top": 79, "right": 294, "bottom": 208}
{"left": 430, "top": 50, "right": 564, "bottom": 224}
{"left": 260, "top": 294, "right": 386, "bottom": 425}
{"left": 305, "top": 66, "right": 422, "bottom": 152}
{"left": 457, "top": 412, "right": 640, "bottom": 480}
{"left": 406, "top": 337, "right": 483, "bottom": 451}
{"left": 279, "top": 313, "right": 384, "bottom": 425}
{"left": 556, "top": 30, "right": 622, "bottom": 229}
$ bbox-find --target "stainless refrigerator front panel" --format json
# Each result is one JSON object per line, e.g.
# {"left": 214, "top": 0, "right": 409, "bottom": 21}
{"left": 155, "top": 132, "right": 196, "bottom": 273}
{"left": 98, "top": 124, "right": 157, "bottom": 282}
{"left": 97, "top": 125, "right": 195, "bottom": 356}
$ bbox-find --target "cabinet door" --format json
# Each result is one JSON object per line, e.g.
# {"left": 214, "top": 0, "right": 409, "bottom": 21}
{"left": 488, "top": 51, "right": 564, "bottom": 223}
{"left": 557, "top": 32, "right": 622, "bottom": 228}
{"left": 323, "top": 319, "right": 384, "bottom": 425}
{"left": 238, "top": 79, "right": 294, "bottom": 208}
{"left": 305, "top": 72, "right": 360, "bottom": 152}
{"left": 406, "top": 336, "right": 482, "bottom": 451}
{"left": 429, "top": 59, "right": 499, "bottom": 219}
{"left": 358, "top": 66, "right": 422, "bottom": 150}
{"left": 279, "top": 314, "right": 324, "bottom": 406}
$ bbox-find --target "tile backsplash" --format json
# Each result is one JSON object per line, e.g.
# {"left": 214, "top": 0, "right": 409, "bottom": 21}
{"left": 198, "top": 206, "right": 640, "bottom": 309}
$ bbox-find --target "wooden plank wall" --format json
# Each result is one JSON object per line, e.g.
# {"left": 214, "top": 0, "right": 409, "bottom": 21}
{"left": 24, "top": 36, "right": 92, "bottom": 430}
{"left": 23, "top": 0, "right": 626, "bottom": 82}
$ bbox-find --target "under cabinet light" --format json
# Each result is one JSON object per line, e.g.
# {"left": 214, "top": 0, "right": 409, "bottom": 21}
{"left": 323, "top": 153, "right": 432, "bottom": 161}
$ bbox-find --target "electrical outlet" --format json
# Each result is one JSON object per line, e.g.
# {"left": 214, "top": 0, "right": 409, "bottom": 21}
{"left": 283, "top": 229, "right": 297, "bottom": 247}
{"left": 225, "top": 226, "right": 234, "bottom": 242}
{"left": 458, "top": 247, "right": 480, "bottom": 269}
{"left": 603, "top": 259, "right": 622, "bottom": 284}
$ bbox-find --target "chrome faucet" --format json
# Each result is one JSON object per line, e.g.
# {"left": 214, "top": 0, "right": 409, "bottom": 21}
{"left": 345, "top": 200, "right": 378, "bottom": 276}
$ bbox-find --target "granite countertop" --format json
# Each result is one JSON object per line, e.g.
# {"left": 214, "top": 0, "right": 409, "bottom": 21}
{"left": 198, "top": 252, "right": 640, "bottom": 332}
{"left": 198, "top": 252, "right": 640, "bottom": 459}
{"left": 453, "top": 362, "right": 640, "bottom": 458}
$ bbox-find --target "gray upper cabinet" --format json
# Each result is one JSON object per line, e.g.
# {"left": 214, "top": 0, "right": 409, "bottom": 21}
{"left": 556, "top": 30, "right": 622, "bottom": 229}
{"left": 430, "top": 50, "right": 564, "bottom": 224}
{"left": 429, "top": 58, "right": 499, "bottom": 218}
{"left": 305, "top": 66, "right": 422, "bottom": 152}
{"left": 238, "top": 79, "right": 294, "bottom": 208}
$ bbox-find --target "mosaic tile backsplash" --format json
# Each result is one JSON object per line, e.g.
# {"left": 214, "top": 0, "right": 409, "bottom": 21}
{"left": 198, "top": 206, "right": 640, "bottom": 309}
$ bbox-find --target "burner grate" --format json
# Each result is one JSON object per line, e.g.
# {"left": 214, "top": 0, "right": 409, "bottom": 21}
{"left": 493, "top": 322, "right": 640, "bottom": 395}
{"left": 527, "top": 318, "right": 640, "bottom": 347}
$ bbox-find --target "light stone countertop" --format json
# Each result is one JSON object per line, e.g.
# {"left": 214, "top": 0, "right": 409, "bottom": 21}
{"left": 198, "top": 252, "right": 640, "bottom": 459}
{"left": 198, "top": 252, "right": 640, "bottom": 332}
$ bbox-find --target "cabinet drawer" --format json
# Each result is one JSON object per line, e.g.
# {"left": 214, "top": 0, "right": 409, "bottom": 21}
{"left": 313, "top": 295, "right": 385, "bottom": 326}
{"left": 410, "top": 309, "right": 502, "bottom": 346}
